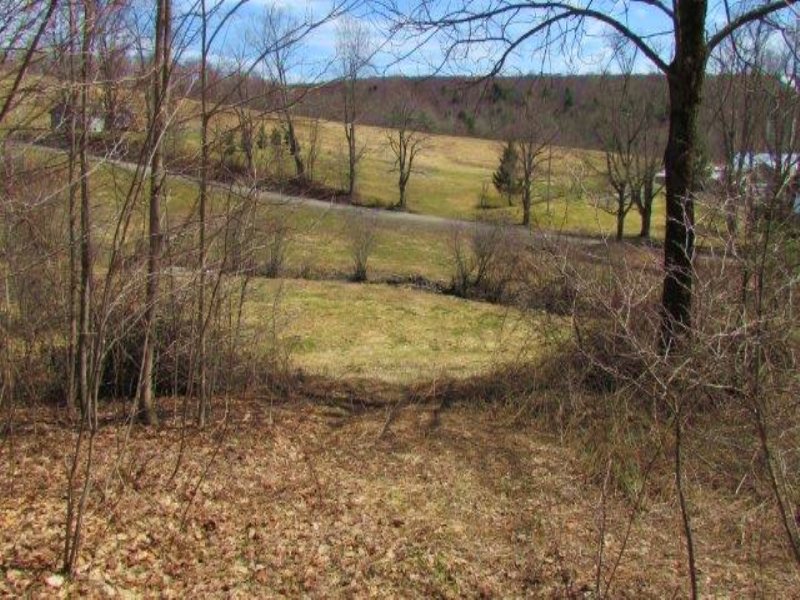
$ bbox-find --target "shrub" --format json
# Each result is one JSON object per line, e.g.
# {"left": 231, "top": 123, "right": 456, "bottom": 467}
{"left": 345, "top": 210, "right": 379, "bottom": 282}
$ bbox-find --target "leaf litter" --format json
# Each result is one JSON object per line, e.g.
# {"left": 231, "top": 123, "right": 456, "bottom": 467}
{"left": 1, "top": 399, "right": 797, "bottom": 597}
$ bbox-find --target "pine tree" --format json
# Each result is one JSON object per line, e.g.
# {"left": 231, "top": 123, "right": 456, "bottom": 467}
{"left": 493, "top": 140, "right": 521, "bottom": 206}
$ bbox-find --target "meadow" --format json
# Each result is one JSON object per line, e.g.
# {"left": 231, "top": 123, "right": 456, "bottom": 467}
{"left": 242, "top": 278, "right": 538, "bottom": 383}
{"left": 171, "top": 102, "right": 668, "bottom": 238}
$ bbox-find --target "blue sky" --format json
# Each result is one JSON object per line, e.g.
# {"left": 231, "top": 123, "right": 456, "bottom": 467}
{"left": 193, "top": 0, "right": 794, "bottom": 80}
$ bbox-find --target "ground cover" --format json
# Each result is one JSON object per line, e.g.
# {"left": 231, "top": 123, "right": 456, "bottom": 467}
{"left": 1, "top": 399, "right": 795, "bottom": 598}
{"left": 244, "top": 279, "right": 538, "bottom": 383}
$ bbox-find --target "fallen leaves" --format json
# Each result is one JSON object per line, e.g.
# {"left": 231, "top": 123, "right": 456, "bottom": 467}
{"left": 0, "top": 400, "right": 797, "bottom": 597}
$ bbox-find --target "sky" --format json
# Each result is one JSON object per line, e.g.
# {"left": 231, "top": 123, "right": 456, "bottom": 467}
{"left": 187, "top": 0, "right": 796, "bottom": 81}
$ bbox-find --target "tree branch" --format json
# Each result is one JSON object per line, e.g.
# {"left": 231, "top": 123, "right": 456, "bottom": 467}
{"left": 708, "top": 0, "right": 800, "bottom": 53}
{"left": 0, "top": 0, "right": 59, "bottom": 126}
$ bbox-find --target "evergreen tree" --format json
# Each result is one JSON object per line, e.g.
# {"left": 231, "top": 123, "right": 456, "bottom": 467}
{"left": 493, "top": 139, "right": 521, "bottom": 205}
{"left": 563, "top": 86, "right": 574, "bottom": 110}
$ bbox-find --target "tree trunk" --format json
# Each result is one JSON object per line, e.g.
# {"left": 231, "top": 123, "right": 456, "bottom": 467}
{"left": 639, "top": 182, "right": 652, "bottom": 238}
{"left": 615, "top": 186, "right": 626, "bottom": 241}
{"left": 284, "top": 115, "right": 304, "bottom": 179}
{"left": 661, "top": 0, "right": 707, "bottom": 346}
{"left": 78, "top": 0, "right": 95, "bottom": 426}
{"left": 522, "top": 185, "right": 531, "bottom": 227}
{"left": 397, "top": 135, "right": 407, "bottom": 209}
{"left": 347, "top": 121, "right": 356, "bottom": 196}
{"left": 639, "top": 203, "right": 652, "bottom": 238}
{"left": 138, "top": 0, "right": 170, "bottom": 426}
{"left": 66, "top": 0, "right": 79, "bottom": 411}
{"left": 398, "top": 180, "right": 406, "bottom": 209}
{"left": 724, "top": 183, "right": 738, "bottom": 239}
{"left": 197, "top": 0, "right": 208, "bottom": 427}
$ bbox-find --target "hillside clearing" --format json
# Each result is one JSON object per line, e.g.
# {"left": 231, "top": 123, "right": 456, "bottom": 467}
{"left": 243, "top": 279, "right": 541, "bottom": 383}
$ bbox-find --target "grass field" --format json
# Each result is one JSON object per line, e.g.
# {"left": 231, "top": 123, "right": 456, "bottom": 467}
{"left": 6, "top": 95, "right": 664, "bottom": 389}
{"left": 6, "top": 85, "right": 668, "bottom": 238}
{"left": 193, "top": 109, "right": 669, "bottom": 238}
{"left": 242, "top": 279, "right": 540, "bottom": 383}
{"left": 11, "top": 146, "right": 543, "bottom": 384}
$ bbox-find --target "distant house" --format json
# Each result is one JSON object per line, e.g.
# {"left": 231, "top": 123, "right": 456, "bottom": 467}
{"left": 722, "top": 152, "right": 800, "bottom": 215}
{"left": 88, "top": 115, "right": 104, "bottom": 133}
{"left": 50, "top": 102, "right": 105, "bottom": 134}
{"left": 654, "top": 165, "right": 725, "bottom": 186}
{"left": 655, "top": 153, "right": 800, "bottom": 214}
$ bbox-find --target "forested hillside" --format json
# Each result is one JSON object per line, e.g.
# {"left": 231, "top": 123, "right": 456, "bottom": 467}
{"left": 294, "top": 74, "right": 766, "bottom": 159}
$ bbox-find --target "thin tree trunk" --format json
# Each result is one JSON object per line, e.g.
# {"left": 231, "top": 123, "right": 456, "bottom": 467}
{"left": 546, "top": 146, "right": 552, "bottom": 214}
{"left": 639, "top": 181, "right": 653, "bottom": 238}
{"left": 397, "top": 137, "right": 407, "bottom": 209}
{"left": 347, "top": 121, "right": 356, "bottom": 196}
{"left": 284, "top": 112, "right": 304, "bottom": 179}
{"left": 138, "top": 0, "right": 170, "bottom": 426}
{"left": 675, "top": 403, "right": 698, "bottom": 599}
{"left": 64, "top": 0, "right": 97, "bottom": 573}
{"left": 78, "top": 0, "right": 95, "bottom": 426}
{"left": 197, "top": 0, "right": 209, "bottom": 427}
{"left": 66, "top": 0, "right": 80, "bottom": 411}
{"left": 522, "top": 185, "right": 531, "bottom": 227}
{"left": 0, "top": 0, "right": 58, "bottom": 126}
{"left": 616, "top": 187, "right": 626, "bottom": 241}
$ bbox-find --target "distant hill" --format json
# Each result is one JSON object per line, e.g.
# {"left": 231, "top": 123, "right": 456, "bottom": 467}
{"left": 296, "top": 73, "right": 789, "bottom": 162}
{"left": 189, "top": 72, "right": 776, "bottom": 159}
{"left": 297, "top": 74, "right": 674, "bottom": 152}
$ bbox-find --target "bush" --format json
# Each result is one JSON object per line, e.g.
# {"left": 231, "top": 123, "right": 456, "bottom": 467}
{"left": 345, "top": 211, "right": 379, "bottom": 282}
{"left": 449, "top": 220, "right": 518, "bottom": 302}
{"left": 263, "top": 216, "right": 291, "bottom": 278}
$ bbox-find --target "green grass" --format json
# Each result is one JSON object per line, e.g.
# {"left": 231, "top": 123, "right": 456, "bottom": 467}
{"left": 189, "top": 108, "right": 668, "bottom": 239}
{"left": 7, "top": 86, "right": 669, "bottom": 239}
{"left": 16, "top": 145, "right": 457, "bottom": 281}
{"left": 241, "top": 279, "right": 541, "bottom": 383}
{"left": 10, "top": 147, "right": 546, "bottom": 383}
{"left": 284, "top": 204, "right": 456, "bottom": 281}
{"left": 4, "top": 110, "right": 657, "bottom": 386}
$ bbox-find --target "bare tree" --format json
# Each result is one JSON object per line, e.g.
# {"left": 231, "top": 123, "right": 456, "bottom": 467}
{"left": 95, "top": 1, "right": 132, "bottom": 137}
{"left": 517, "top": 93, "right": 556, "bottom": 227}
{"left": 231, "top": 68, "right": 258, "bottom": 180}
{"left": 594, "top": 77, "right": 640, "bottom": 241}
{"left": 0, "top": 0, "right": 59, "bottom": 127}
{"left": 345, "top": 210, "right": 378, "bottom": 281}
{"left": 336, "top": 15, "right": 372, "bottom": 197}
{"left": 48, "top": 0, "right": 81, "bottom": 410}
{"left": 76, "top": 0, "right": 97, "bottom": 425}
{"left": 256, "top": 5, "right": 305, "bottom": 180}
{"left": 63, "top": 0, "right": 98, "bottom": 574}
{"left": 629, "top": 100, "right": 666, "bottom": 240}
{"left": 386, "top": 100, "right": 427, "bottom": 210}
{"left": 382, "top": 0, "right": 800, "bottom": 345}
{"left": 709, "top": 23, "right": 769, "bottom": 238}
